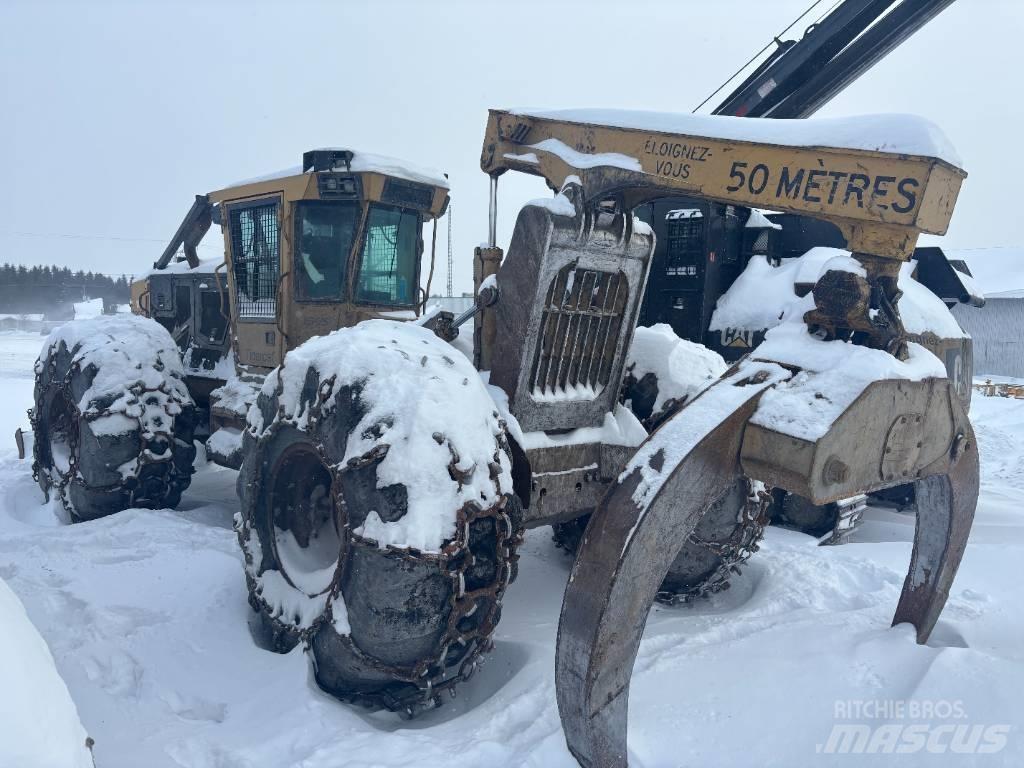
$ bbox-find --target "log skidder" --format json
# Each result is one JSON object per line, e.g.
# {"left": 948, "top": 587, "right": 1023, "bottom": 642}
{"left": 235, "top": 320, "right": 522, "bottom": 714}
{"left": 31, "top": 315, "right": 197, "bottom": 522}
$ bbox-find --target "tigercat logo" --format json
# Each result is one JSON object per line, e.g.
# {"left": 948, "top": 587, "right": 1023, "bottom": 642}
{"left": 720, "top": 328, "right": 755, "bottom": 348}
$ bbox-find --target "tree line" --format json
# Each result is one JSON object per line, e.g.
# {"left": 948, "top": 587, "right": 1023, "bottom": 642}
{"left": 0, "top": 264, "right": 132, "bottom": 318}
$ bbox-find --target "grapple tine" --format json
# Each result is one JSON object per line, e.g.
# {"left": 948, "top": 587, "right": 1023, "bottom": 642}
{"left": 893, "top": 405, "right": 979, "bottom": 643}
{"left": 555, "top": 367, "right": 784, "bottom": 768}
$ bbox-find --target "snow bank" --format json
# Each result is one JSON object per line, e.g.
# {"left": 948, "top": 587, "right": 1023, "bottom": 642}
{"left": 710, "top": 249, "right": 967, "bottom": 339}
{"left": 627, "top": 323, "right": 727, "bottom": 413}
{"left": 40, "top": 315, "right": 191, "bottom": 439}
{"left": 72, "top": 297, "right": 103, "bottom": 320}
{"left": 2, "top": 329, "right": 1024, "bottom": 768}
{"left": 233, "top": 148, "right": 449, "bottom": 189}
{"left": 0, "top": 577, "right": 93, "bottom": 768}
{"left": 248, "top": 320, "right": 511, "bottom": 553}
{"left": 512, "top": 108, "right": 962, "bottom": 166}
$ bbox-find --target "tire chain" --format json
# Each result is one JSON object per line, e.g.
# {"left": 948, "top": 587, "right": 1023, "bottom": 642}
{"left": 654, "top": 480, "right": 771, "bottom": 605}
{"left": 551, "top": 479, "right": 771, "bottom": 606}
{"left": 333, "top": 494, "right": 522, "bottom": 718}
{"left": 30, "top": 344, "right": 189, "bottom": 521}
{"left": 247, "top": 372, "right": 524, "bottom": 718}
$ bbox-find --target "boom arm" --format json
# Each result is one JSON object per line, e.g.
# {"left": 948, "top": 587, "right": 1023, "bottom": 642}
{"left": 153, "top": 194, "right": 213, "bottom": 270}
{"left": 481, "top": 108, "right": 965, "bottom": 260}
{"left": 712, "top": 0, "right": 957, "bottom": 120}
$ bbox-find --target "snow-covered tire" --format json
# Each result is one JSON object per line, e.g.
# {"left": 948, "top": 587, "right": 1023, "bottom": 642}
{"left": 31, "top": 315, "right": 196, "bottom": 522}
{"left": 236, "top": 320, "right": 521, "bottom": 715}
{"left": 552, "top": 477, "right": 769, "bottom": 602}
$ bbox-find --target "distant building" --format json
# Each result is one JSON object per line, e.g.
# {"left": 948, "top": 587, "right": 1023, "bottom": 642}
{"left": 948, "top": 248, "right": 1024, "bottom": 379}
{"left": 0, "top": 313, "right": 44, "bottom": 332}
{"left": 952, "top": 290, "right": 1024, "bottom": 378}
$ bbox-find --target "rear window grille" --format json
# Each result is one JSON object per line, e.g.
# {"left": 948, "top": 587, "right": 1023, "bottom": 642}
{"left": 529, "top": 265, "right": 628, "bottom": 401}
{"left": 382, "top": 178, "right": 435, "bottom": 210}
{"left": 666, "top": 218, "right": 703, "bottom": 268}
{"left": 229, "top": 200, "right": 280, "bottom": 318}
{"left": 752, "top": 230, "right": 770, "bottom": 254}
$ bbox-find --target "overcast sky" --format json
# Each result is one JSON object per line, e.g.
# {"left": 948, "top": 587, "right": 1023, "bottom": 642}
{"left": 1, "top": 0, "right": 1021, "bottom": 294}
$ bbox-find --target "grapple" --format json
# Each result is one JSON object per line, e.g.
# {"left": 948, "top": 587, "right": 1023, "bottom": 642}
{"left": 555, "top": 358, "right": 978, "bottom": 768}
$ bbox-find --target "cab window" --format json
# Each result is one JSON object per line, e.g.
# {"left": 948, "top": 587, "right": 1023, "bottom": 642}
{"left": 294, "top": 201, "right": 359, "bottom": 301}
{"left": 355, "top": 205, "right": 420, "bottom": 306}
{"left": 228, "top": 198, "right": 280, "bottom": 318}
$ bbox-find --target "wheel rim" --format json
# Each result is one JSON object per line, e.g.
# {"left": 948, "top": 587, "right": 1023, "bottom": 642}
{"left": 43, "top": 389, "right": 77, "bottom": 476}
{"left": 267, "top": 444, "right": 344, "bottom": 597}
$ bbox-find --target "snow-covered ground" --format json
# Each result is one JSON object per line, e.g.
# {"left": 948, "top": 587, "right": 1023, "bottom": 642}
{"left": 0, "top": 330, "right": 1021, "bottom": 767}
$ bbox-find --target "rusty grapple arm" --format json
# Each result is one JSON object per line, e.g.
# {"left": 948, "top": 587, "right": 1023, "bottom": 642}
{"left": 555, "top": 361, "right": 978, "bottom": 768}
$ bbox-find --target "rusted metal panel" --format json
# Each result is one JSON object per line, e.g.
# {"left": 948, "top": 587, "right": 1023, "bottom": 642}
{"left": 489, "top": 202, "right": 653, "bottom": 433}
{"left": 740, "top": 377, "right": 964, "bottom": 505}
{"left": 554, "top": 371, "right": 978, "bottom": 766}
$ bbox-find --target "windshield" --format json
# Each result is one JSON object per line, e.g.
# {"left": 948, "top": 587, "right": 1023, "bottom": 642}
{"left": 355, "top": 204, "right": 420, "bottom": 306}
{"left": 294, "top": 201, "right": 359, "bottom": 301}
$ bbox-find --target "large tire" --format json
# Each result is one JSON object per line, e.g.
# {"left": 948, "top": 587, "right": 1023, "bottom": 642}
{"left": 31, "top": 315, "right": 196, "bottom": 522}
{"left": 552, "top": 477, "right": 769, "bottom": 602}
{"left": 236, "top": 321, "right": 522, "bottom": 715}
{"left": 553, "top": 326, "right": 767, "bottom": 601}
{"left": 769, "top": 492, "right": 868, "bottom": 543}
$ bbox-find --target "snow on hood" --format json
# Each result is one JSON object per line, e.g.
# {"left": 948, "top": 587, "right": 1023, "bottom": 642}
{"left": 0, "top": 577, "right": 94, "bottom": 768}
{"left": 710, "top": 248, "right": 967, "bottom": 339}
{"left": 248, "top": 320, "right": 511, "bottom": 553}
{"left": 510, "top": 109, "right": 962, "bottom": 167}
{"left": 232, "top": 148, "right": 449, "bottom": 190}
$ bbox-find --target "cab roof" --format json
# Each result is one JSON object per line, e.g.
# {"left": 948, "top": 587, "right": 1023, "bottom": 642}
{"left": 224, "top": 147, "right": 449, "bottom": 191}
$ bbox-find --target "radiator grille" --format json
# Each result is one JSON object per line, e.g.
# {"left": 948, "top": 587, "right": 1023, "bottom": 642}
{"left": 529, "top": 265, "right": 629, "bottom": 400}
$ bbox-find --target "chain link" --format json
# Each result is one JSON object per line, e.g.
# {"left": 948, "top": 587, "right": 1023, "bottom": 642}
{"left": 654, "top": 481, "right": 771, "bottom": 605}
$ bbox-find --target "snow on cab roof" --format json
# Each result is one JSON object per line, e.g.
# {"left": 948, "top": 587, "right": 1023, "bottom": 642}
{"left": 231, "top": 148, "right": 449, "bottom": 190}
{"left": 146, "top": 255, "right": 224, "bottom": 277}
{"left": 509, "top": 109, "right": 962, "bottom": 168}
